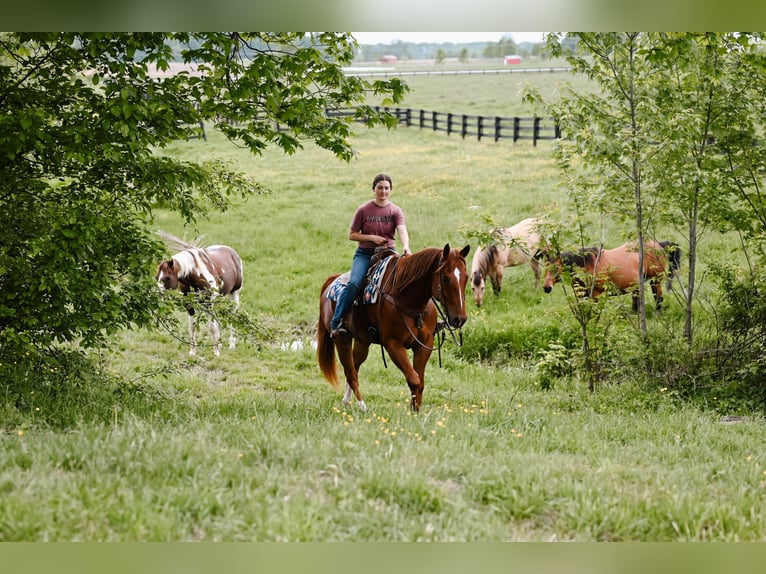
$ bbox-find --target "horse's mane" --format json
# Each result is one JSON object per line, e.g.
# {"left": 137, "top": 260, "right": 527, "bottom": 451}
{"left": 560, "top": 246, "right": 600, "bottom": 269}
{"left": 157, "top": 230, "right": 211, "bottom": 280}
{"left": 391, "top": 248, "right": 444, "bottom": 296}
{"left": 472, "top": 244, "right": 497, "bottom": 281}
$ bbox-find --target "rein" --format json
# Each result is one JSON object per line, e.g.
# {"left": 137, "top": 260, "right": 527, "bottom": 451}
{"left": 376, "top": 256, "right": 463, "bottom": 368}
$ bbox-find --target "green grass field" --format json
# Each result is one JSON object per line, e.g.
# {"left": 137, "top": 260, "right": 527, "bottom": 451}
{"left": 2, "top": 70, "right": 765, "bottom": 542}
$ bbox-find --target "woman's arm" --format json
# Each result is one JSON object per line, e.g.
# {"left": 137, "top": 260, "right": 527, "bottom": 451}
{"left": 396, "top": 224, "right": 411, "bottom": 255}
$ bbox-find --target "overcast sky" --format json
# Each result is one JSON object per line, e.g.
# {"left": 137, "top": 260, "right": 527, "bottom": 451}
{"left": 351, "top": 32, "right": 546, "bottom": 45}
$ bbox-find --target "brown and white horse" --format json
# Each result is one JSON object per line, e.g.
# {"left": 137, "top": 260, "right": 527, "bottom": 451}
{"left": 470, "top": 217, "right": 542, "bottom": 306}
{"left": 156, "top": 235, "right": 243, "bottom": 356}
{"left": 543, "top": 240, "right": 681, "bottom": 312}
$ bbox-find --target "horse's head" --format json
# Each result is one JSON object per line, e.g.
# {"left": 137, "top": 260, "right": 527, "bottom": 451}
{"left": 433, "top": 243, "right": 471, "bottom": 328}
{"left": 156, "top": 259, "right": 180, "bottom": 290}
{"left": 542, "top": 255, "right": 562, "bottom": 293}
{"left": 543, "top": 248, "right": 598, "bottom": 294}
{"left": 470, "top": 269, "right": 486, "bottom": 306}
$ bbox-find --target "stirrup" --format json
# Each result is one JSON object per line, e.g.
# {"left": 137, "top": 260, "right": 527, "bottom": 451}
{"left": 331, "top": 324, "right": 349, "bottom": 338}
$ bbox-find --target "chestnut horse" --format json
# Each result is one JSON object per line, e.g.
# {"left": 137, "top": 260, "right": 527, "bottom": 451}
{"left": 317, "top": 243, "right": 470, "bottom": 412}
{"left": 470, "top": 217, "right": 542, "bottom": 306}
{"left": 543, "top": 240, "right": 681, "bottom": 312}
{"left": 156, "top": 234, "right": 243, "bottom": 356}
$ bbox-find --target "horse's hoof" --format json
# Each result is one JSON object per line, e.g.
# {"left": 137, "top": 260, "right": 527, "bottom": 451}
{"left": 358, "top": 401, "right": 368, "bottom": 412}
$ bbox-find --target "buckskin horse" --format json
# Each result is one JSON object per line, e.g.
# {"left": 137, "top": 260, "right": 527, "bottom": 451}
{"left": 543, "top": 240, "right": 681, "bottom": 312}
{"left": 470, "top": 217, "right": 543, "bottom": 306}
{"left": 155, "top": 233, "right": 243, "bottom": 356}
{"left": 317, "top": 243, "right": 470, "bottom": 412}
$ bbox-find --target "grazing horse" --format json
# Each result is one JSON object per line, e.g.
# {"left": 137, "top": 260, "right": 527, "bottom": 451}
{"left": 543, "top": 240, "right": 681, "bottom": 312}
{"left": 317, "top": 243, "right": 470, "bottom": 412}
{"left": 470, "top": 217, "right": 542, "bottom": 306}
{"left": 156, "top": 235, "right": 243, "bottom": 356}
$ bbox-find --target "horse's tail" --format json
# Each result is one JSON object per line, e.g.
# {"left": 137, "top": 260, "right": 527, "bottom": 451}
{"left": 659, "top": 241, "right": 682, "bottom": 290}
{"left": 156, "top": 230, "right": 207, "bottom": 251}
{"left": 317, "top": 275, "right": 340, "bottom": 389}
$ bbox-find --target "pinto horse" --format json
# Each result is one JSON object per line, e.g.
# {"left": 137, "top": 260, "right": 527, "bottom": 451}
{"left": 470, "top": 217, "right": 542, "bottom": 306}
{"left": 543, "top": 240, "right": 681, "bottom": 312}
{"left": 317, "top": 243, "right": 470, "bottom": 412}
{"left": 156, "top": 234, "right": 243, "bottom": 356}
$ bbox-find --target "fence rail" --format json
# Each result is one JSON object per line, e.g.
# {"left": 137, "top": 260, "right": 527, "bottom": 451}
{"left": 197, "top": 106, "right": 560, "bottom": 146}
{"left": 343, "top": 66, "right": 571, "bottom": 78}
{"left": 329, "top": 106, "right": 560, "bottom": 145}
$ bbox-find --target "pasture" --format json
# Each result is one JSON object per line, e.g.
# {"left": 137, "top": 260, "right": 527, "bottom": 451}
{"left": 3, "top": 70, "right": 766, "bottom": 542}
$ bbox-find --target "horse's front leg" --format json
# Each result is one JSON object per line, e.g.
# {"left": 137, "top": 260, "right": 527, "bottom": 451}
{"left": 494, "top": 267, "right": 504, "bottom": 294}
{"left": 411, "top": 345, "right": 434, "bottom": 412}
{"left": 187, "top": 312, "right": 197, "bottom": 356}
{"left": 386, "top": 341, "right": 424, "bottom": 412}
{"left": 228, "top": 291, "right": 240, "bottom": 350}
{"left": 651, "top": 279, "right": 663, "bottom": 312}
{"left": 210, "top": 318, "right": 222, "bottom": 356}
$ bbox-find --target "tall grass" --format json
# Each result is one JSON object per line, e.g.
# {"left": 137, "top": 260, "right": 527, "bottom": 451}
{"left": 1, "top": 72, "right": 764, "bottom": 541}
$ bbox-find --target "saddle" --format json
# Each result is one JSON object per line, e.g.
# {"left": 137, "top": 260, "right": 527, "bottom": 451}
{"left": 325, "top": 248, "right": 398, "bottom": 306}
{"left": 361, "top": 252, "right": 397, "bottom": 305}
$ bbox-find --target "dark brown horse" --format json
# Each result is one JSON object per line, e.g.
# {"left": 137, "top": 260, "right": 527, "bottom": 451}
{"left": 317, "top": 243, "right": 470, "bottom": 412}
{"left": 543, "top": 240, "right": 681, "bottom": 312}
{"left": 156, "top": 234, "right": 243, "bottom": 356}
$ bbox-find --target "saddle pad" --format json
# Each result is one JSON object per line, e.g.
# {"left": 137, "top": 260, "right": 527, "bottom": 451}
{"left": 326, "top": 272, "right": 350, "bottom": 302}
{"left": 363, "top": 256, "right": 393, "bottom": 304}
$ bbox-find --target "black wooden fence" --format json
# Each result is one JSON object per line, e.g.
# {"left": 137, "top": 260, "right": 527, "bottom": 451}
{"left": 195, "top": 106, "right": 560, "bottom": 146}
{"left": 361, "top": 106, "right": 560, "bottom": 145}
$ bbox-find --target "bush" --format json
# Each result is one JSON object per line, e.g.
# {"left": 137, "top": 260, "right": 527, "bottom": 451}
{"left": 705, "top": 264, "right": 766, "bottom": 409}
{"left": 459, "top": 314, "right": 578, "bottom": 365}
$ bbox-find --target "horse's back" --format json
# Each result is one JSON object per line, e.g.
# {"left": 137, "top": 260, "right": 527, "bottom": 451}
{"left": 601, "top": 241, "right": 668, "bottom": 289}
{"left": 208, "top": 245, "right": 243, "bottom": 293}
{"left": 501, "top": 217, "right": 542, "bottom": 253}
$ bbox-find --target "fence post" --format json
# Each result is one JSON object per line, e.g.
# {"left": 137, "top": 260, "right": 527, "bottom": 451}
{"left": 419, "top": 109, "right": 425, "bottom": 129}
{"left": 432, "top": 110, "right": 438, "bottom": 133}
{"left": 533, "top": 116, "right": 541, "bottom": 147}
{"left": 461, "top": 115, "right": 468, "bottom": 139}
{"left": 478, "top": 116, "right": 483, "bottom": 141}
{"left": 513, "top": 117, "right": 520, "bottom": 143}
{"left": 447, "top": 113, "right": 453, "bottom": 136}
{"left": 494, "top": 117, "right": 501, "bottom": 142}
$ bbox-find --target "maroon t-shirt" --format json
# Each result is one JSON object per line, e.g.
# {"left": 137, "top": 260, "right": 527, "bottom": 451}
{"left": 350, "top": 200, "right": 405, "bottom": 250}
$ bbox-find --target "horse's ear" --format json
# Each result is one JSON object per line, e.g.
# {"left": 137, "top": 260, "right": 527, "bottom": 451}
{"left": 442, "top": 244, "right": 451, "bottom": 260}
{"left": 167, "top": 259, "right": 174, "bottom": 269}
{"left": 460, "top": 244, "right": 471, "bottom": 258}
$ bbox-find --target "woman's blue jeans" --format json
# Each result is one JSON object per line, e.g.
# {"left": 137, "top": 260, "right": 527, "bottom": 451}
{"left": 331, "top": 247, "right": 374, "bottom": 330}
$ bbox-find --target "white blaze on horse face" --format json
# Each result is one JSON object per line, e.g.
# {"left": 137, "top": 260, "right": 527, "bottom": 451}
{"left": 453, "top": 267, "right": 465, "bottom": 309}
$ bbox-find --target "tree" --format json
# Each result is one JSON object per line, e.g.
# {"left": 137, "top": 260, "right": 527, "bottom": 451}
{"left": 524, "top": 32, "right": 766, "bottom": 388}
{"left": 528, "top": 33, "right": 658, "bottom": 339}
{"left": 482, "top": 37, "right": 518, "bottom": 59}
{"left": 0, "top": 32, "right": 407, "bottom": 374}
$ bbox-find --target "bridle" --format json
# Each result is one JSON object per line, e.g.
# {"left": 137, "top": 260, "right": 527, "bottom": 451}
{"left": 377, "top": 255, "right": 465, "bottom": 368}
